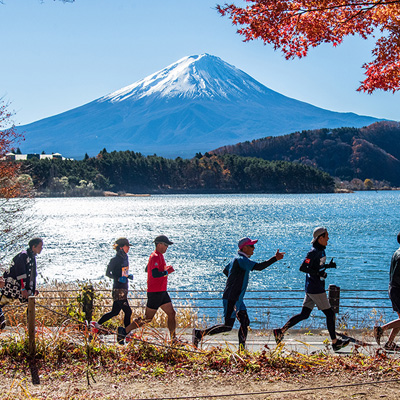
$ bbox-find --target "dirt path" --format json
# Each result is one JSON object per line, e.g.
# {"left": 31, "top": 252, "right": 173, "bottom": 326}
{"left": 4, "top": 372, "right": 400, "bottom": 400}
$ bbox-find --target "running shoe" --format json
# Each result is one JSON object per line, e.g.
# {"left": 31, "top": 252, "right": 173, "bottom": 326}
{"left": 192, "top": 328, "right": 201, "bottom": 348}
{"left": 332, "top": 338, "right": 351, "bottom": 352}
{"left": 374, "top": 326, "right": 383, "bottom": 345}
{"left": 273, "top": 328, "right": 284, "bottom": 344}
{"left": 384, "top": 341, "right": 400, "bottom": 352}
{"left": 117, "top": 326, "right": 127, "bottom": 345}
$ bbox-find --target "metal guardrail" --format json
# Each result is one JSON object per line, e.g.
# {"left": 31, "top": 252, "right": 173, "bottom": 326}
{"left": 35, "top": 286, "right": 392, "bottom": 311}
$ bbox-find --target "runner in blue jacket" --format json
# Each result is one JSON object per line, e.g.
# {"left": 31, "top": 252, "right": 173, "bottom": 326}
{"left": 192, "top": 237, "right": 284, "bottom": 350}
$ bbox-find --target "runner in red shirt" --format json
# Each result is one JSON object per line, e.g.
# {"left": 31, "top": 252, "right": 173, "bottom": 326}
{"left": 117, "top": 235, "right": 176, "bottom": 344}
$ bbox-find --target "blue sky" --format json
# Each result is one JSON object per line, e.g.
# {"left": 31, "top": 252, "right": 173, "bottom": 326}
{"left": 1, "top": 0, "right": 399, "bottom": 126}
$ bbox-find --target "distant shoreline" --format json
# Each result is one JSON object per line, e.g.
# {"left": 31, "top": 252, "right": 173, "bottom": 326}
{"left": 32, "top": 187, "right": 400, "bottom": 198}
{"left": 103, "top": 191, "right": 151, "bottom": 197}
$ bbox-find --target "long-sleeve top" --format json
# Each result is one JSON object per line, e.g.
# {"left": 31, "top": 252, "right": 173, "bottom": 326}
{"left": 299, "top": 242, "right": 327, "bottom": 294}
{"left": 390, "top": 247, "right": 400, "bottom": 288}
{"left": 105, "top": 249, "right": 130, "bottom": 290}
{"left": 3, "top": 248, "right": 37, "bottom": 294}
{"left": 222, "top": 251, "right": 278, "bottom": 305}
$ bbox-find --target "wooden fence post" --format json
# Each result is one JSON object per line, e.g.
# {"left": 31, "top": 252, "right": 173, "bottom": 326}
{"left": 328, "top": 284, "right": 340, "bottom": 314}
{"left": 28, "top": 295, "right": 40, "bottom": 385}
{"left": 82, "top": 284, "right": 94, "bottom": 322}
{"left": 28, "top": 296, "right": 36, "bottom": 356}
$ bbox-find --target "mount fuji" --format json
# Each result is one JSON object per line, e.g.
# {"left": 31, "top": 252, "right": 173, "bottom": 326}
{"left": 17, "top": 54, "right": 383, "bottom": 159}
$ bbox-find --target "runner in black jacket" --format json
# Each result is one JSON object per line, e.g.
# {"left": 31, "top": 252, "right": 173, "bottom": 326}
{"left": 273, "top": 227, "right": 350, "bottom": 352}
{"left": 93, "top": 238, "right": 133, "bottom": 331}
{"left": 374, "top": 232, "right": 400, "bottom": 351}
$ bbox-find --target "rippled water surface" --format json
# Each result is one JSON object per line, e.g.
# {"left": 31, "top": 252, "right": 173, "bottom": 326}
{"left": 28, "top": 192, "right": 400, "bottom": 327}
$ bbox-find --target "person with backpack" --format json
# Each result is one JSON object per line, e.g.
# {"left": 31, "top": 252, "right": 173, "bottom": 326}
{"left": 0, "top": 238, "right": 43, "bottom": 329}
{"left": 91, "top": 238, "right": 133, "bottom": 332}
{"left": 192, "top": 237, "right": 284, "bottom": 350}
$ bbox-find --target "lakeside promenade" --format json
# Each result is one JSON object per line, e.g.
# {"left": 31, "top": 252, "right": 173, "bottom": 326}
{"left": 181, "top": 328, "right": 385, "bottom": 355}
{"left": 0, "top": 326, "right": 391, "bottom": 356}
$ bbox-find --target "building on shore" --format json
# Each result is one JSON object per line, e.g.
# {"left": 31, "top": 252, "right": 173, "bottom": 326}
{"left": 3, "top": 152, "right": 68, "bottom": 161}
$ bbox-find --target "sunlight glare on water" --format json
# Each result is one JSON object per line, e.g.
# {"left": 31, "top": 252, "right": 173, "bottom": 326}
{"left": 24, "top": 191, "right": 400, "bottom": 327}
{"left": 32, "top": 192, "right": 400, "bottom": 290}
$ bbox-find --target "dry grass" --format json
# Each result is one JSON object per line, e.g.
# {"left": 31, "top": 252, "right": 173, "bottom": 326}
{"left": 2, "top": 280, "right": 200, "bottom": 331}
{"left": 3, "top": 284, "right": 400, "bottom": 399}
{"left": 1, "top": 323, "right": 400, "bottom": 400}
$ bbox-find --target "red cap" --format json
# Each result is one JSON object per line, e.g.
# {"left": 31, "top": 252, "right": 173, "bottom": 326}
{"left": 238, "top": 237, "right": 258, "bottom": 250}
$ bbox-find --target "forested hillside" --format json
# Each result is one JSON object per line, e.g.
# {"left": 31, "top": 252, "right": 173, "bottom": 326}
{"left": 212, "top": 121, "right": 400, "bottom": 186}
{"left": 20, "top": 150, "right": 334, "bottom": 195}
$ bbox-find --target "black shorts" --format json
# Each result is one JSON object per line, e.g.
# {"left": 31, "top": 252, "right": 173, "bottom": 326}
{"left": 147, "top": 291, "right": 171, "bottom": 310}
{"left": 389, "top": 285, "right": 400, "bottom": 313}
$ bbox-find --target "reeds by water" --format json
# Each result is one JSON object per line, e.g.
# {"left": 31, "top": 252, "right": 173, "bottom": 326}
{"left": 1, "top": 280, "right": 199, "bottom": 330}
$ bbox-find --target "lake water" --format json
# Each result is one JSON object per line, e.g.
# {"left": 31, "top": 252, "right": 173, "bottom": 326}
{"left": 23, "top": 192, "right": 400, "bottom": 328}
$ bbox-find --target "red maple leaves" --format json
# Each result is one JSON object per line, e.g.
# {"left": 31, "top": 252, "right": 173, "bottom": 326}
{"left": 217, "top": 0, "right": 400, "bottom": 93}
{"left": 0, "top": 102, "right": 24, "bottom": 198}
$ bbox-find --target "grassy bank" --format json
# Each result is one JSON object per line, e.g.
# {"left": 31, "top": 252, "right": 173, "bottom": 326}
{"left": 2, "top": 327, "right": 400, "bottom": 400}
{"left": 2, "top": 282, "right": 400, "bottom": 399}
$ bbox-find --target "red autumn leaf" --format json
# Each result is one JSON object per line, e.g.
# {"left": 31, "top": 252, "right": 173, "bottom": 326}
{"left": 217, "top": 0, "right": 400, "bottom": 93}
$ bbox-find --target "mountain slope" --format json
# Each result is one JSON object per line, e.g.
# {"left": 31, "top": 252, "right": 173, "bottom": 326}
{"left": 17, "top": 54, "right": 383, "bottom": 158}
{"left": 211, "top": 121, "right": 400, "bottom": 186}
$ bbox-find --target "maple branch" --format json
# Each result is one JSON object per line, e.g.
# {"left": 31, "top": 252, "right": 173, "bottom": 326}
{"left": 341, "top": 1, "right": 384, "bottom": 25}
{"left": 218, "top": 0, "right": 400, "bottom": 91}
{"left": 289, "top": 0, "right": 397, "bottom": 28}
{"left": 296, "top": 0, "right": 400, "bottom": 15}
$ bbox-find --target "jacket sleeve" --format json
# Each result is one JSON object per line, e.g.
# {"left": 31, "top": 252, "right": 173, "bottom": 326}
{"left": 390, "top": 251, "right": 400, "bottom": 284}
{"left": 12, "top": 253, "right": 29, "bottom": 281}
{"left": 152, "top": 268, "right": 168, "bottom": 278}
{"left": 252, "top": 256, "right": 277, "bottom": 271}
{"left": 106, "top": 257, "right": 121, "bottom": 279}
{"left": 223, "top": 263, "right": 230, "bottom": 277}
{"left": 299, "top": 251, "right": 321, "bottom": 275}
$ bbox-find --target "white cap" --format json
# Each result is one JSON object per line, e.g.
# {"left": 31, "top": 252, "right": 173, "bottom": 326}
{"left": 311, "top": 227, "right": 327, "bottom": 244}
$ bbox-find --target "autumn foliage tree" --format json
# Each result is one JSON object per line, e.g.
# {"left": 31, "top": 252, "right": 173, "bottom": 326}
{"left": 217, "top": 0, "right": 400, "bottom": 93}
{"left": 0, "top": 101, "right": 35, "bottom": 264}
{"left": 0, "top": 102, "right": 24, "bottom": 198}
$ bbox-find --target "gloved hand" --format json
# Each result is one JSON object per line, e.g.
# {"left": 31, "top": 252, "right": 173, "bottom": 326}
{"left": 127, "top": 274, "right": 133, "bottom": 280}
{"left": 118, "top": 276, "right": 128, "bottom": 283}
{"left": 328, "top": 258, "right": 337, "bottom": 269}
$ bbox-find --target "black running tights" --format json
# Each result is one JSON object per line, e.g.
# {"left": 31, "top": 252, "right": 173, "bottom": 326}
{"left": 98, "top": 299, "right": 132, "bottom": 327}
{"left": 200, "top": 303, "right": 250, "bottom": 346}
{"left": 282, "top": 306, "right": 336, "bottom": 340}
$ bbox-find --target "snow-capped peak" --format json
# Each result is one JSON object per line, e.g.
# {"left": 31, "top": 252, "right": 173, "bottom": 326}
{"left": 100, "top": 54, "right": 265, "bottom": 103}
